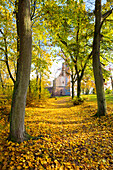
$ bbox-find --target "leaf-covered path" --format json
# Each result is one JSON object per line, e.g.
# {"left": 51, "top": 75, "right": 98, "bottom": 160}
{"left": 0, "top": 97, "right": 113, "bottom": 169}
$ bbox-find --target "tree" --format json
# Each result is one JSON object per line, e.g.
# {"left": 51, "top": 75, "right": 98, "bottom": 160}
{"left": 31, "top": 41, "right": 52, "bottom": 99}
{"left": 92, "top": 0, "right": 113, "bottom": 116}
{"left": 59, "top": 49, "right": 76, "bottom": 99}
{"left": 42, "top": 0, "right": 112, "bottom": 100}
{"left": 0, "top": 0, "right": 53, "bottom": 142}
{"left": 0, "top": 0, "right": 17, "bottom": 84}
{"left": 9, "top": 0, "right": 32, "bottom": 142}
{"left": 111, "top": 76, "right": 113, "bottom": 93}
{"left": 0, "top": 67, "right": 5, "bottom": 94}
{"left": 81, "top": 65, "right": 95, "bottom": 95}
{"left": 56, "top": 2, "right": 93, "bottom": 98}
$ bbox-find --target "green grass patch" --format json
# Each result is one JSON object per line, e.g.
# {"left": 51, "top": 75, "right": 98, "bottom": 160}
{"left": 82, "top": 94, "right": 113, "bottom": 104}
{"left": 82, "top": 94, "right": 97, "bottom": 102}
{"left": 105, "top": 94, "right": 113, "bottom": 104}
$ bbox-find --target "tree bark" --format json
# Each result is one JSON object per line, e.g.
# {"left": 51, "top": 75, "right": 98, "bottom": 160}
{"left": 0, "top": 29, "right": 15, "bottom": 84}
{"left": 52, "top": 79, "right": 56, "bottom": 97}
{"left": 29, "top": 80, "right": 31, "bottom": 98}
{"left": 39, "top": 72, "right": 41, "bottom": 99}
{"left": 77, "top": 78, "right": 81, "bottom": 98}
{"left": 0, "top": 70, "right": 5, "bottom": 94}
{"left": 36, "top": 69, "right": 39, "bottom": 91}
{"left": 71, "top": 72, "right": 75, "bottom": 99}
{"left": 92, "top": 0, "right": 106, "bottom": 116}
{"left": 111, "top": 76, "right": 113, "bottom": 94}
{"left": 9, "top": 0, "right": 32, "bottom": 142}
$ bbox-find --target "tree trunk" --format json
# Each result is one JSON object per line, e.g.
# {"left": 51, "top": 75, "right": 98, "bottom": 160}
{"left": 0, "top": 70, "right": 5, "bottom": 94}
{"left": 52, "top": 79, "right": 56, "bottom": 97}
{"left": 71, "top": 73, "right": 75, "bottom": 99}
{"left": 92, "top": 0, "right": 106, "bottom": 116}
{"left": 39, "top": 72, "right": 41, "bottom": 99}
{"left": 9, "top": 0, "right": 32, "bottom": 142}
{"left": 36, "top": 69, "right": 38, "bottom": 91}
{"left": 111, "top": 76, "right": 113, "bottom": 94}
{"left": 29, "top": 80, "right": 31, "bottom": 98}
{"left": 77, "top": 78, "right": 81, "bottom": 98}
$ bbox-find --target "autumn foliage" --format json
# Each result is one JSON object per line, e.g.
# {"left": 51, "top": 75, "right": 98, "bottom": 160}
{"left": 0, "top": 96, "right": 113, "bottom": 169}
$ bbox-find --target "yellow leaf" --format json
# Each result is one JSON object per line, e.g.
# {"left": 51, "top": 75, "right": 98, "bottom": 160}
{"left": 17, "top": 166, "right": 22, "bottom": 170}
{"left": 10, "top": 166, "right": 15, "bottom": 170}
{"left": 76, "top": 166, "right": 79, "bottom": 170}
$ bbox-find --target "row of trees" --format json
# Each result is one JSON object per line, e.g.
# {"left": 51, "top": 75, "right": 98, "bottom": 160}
{"left": 0, "top": 0, "right": 55, "bottom": 142}
{"left": 0, "top": 0, "right": 53, "bottom": 100}
{"left": 0, "top": 0, "right": 113, "bottom": 142}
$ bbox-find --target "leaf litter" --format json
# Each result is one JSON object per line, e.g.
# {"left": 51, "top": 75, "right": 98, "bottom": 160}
{"left": 0, "top": 97, "right": 113, "bottom": 169}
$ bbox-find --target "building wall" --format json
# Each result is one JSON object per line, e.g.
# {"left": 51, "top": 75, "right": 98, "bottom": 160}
{"left": 55, "top": 76, "right": 65, "bottom": 87}
{"left": 46, "top": 63, "right": 70, "bottom": 96}
{"left": 53, "top": 63, "right": 70, "bottom": 96}
{"left": 54, "top": 86, "right": 66, "bottom": 96}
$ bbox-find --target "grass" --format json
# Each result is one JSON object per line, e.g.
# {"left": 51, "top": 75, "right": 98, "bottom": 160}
{"left": 105, "top": 94, "right": 113, "bottom": 103}
{"left": 83, "top": 94, "right": 113, "bottom": 104}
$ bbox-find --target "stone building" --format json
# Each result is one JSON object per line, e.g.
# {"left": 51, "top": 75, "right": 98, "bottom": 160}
{"left": 47, "top": 63, "right": 70, "bottom": 96}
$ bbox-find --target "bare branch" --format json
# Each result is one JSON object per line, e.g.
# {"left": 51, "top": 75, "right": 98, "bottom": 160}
{"left": 102, "top": 9, "right": 113, "bottom": 20}
{"left": 80, "top": 50, "right": 93, "bottom": 79}
{"left": 0, "top": 29, "right": 4, "bottom": 36}
{"left": 100, "top": 8, "right": 113, "bottom": 31}
{"left": 0, "top": 47, "right": 5, "bottom": 52}
{"left": 0, "top": 59, "right": 6, "bottom": 62}
{"left": 9, "top": 0, "right": 14, "bottom": 5}
{"left": 31, "top": 0, "right": 37, "bottom": 20}
{"left": 106, "top": 19, "right": 113, "bottom": 22}
{"left": 0, "top": 29, "right": 15, "bottom": 83}
{"left": 57, "top": 34, "right": 68, "bottom": 46}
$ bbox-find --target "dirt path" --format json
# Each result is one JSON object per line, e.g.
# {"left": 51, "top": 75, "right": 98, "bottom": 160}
{"left": 25, "top": 97, "right": 97, "bottom": 136}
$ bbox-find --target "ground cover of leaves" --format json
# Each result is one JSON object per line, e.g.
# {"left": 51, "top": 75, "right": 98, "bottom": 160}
{"left": 0, "top": 97, "right": 113, "bottom": 170}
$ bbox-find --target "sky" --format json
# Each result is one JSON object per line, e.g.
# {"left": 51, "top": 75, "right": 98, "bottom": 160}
{"left": 85, "top": 0, "right": 107, "bottom": 11}
{"left": 49, "top": 59, "right": 63, "bottom": 80}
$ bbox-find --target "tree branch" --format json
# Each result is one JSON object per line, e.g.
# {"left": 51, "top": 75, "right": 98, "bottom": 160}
{"left": 57, "top": 34, "right": 68, "bottom": 46}
{"left": 0, "top": 59, "right": 6, "bottom": 62}
{"left": 106, "top": 19, "right": 113, "bottom": 22}
{"left": 0, "top": 47, "right": 5, "bottom": 52}
{"left": 102, "top": 9, "right": 113, "bottom": 20}
{"left": 100, "top": 8, "right": 113, "bottom": 31}
{"left": 80, "top": 50, "right": 93, "bottom": 79}
{"left": 0, "top": 29, "right": 15, "bottom": 84}
{"left": 61, "top": 49, "right": 70, "bottom": 65}
{"left": 31, "top": 0, "right": 37, "bottom": 20}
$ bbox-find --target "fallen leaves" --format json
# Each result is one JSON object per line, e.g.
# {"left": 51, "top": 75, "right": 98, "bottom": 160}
{"left": 0, "top": 97, "right": 113, "bottom": 169}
